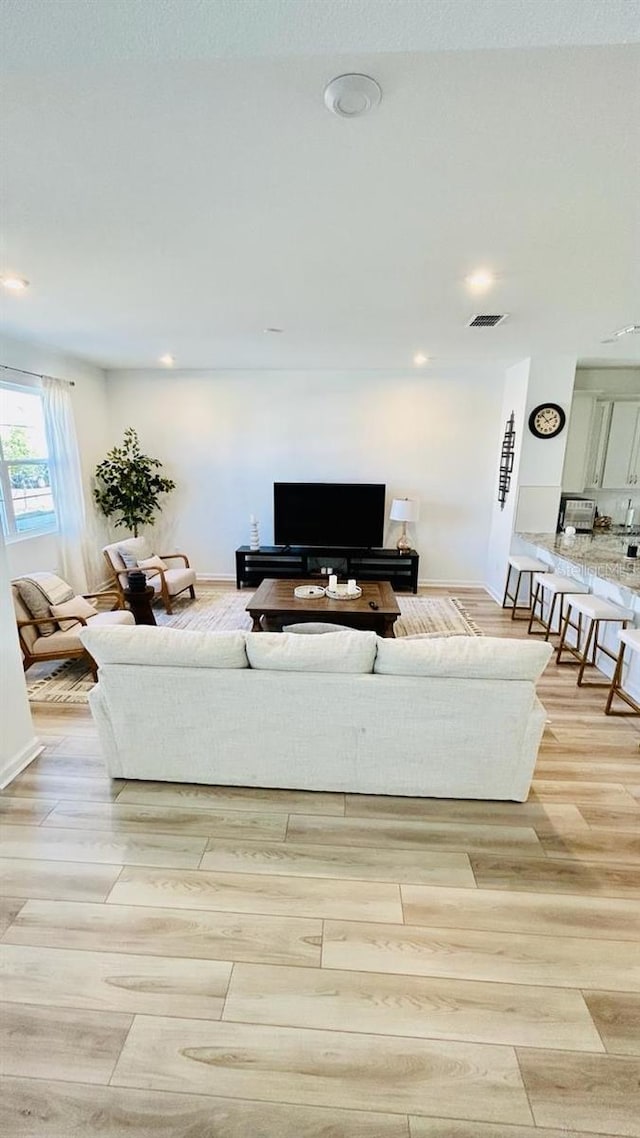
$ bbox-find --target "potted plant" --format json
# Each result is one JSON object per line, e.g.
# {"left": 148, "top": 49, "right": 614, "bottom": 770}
{"left": 93, "top": 428, "right": 176, "bottom": 537}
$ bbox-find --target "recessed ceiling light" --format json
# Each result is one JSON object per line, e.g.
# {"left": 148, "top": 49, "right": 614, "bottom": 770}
{"left": 413, "top": 353, "right": 428, "bottom": 366}
{"left": 158, "top": 354, "right": 175, "bottom": 366}
{"left": 264, "top": 327, "right": 284, "bottom": 334}
{"left": 465, "top": 270, "right": 495, "bottom": 291}
{"left": 1, "top": 275, "right": 29, "bottom": 291}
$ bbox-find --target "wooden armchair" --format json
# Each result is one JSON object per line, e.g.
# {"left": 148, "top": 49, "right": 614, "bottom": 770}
{"left": 102, "top": 543, "right": 196, "bottom": 614}
{"left": 12, "top": 584, "right": 134, "bottom": 680}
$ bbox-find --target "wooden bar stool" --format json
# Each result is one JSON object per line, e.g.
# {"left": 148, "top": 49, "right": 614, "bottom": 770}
{"left": 501, "top": 555, "right": 548, "bottom": 620}
{"left": 527, "top": 572, "right": 589, "bottom": 641}
{"left": 605, "top": 627, "right": 640, "bottom": 715}
{"left": 556, "top": 594, "right": 634, "bottom": 686}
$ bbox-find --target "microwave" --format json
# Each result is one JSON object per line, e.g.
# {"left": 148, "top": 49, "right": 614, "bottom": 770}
{"left": 557, "top": 496, "right": 596, "bottom": 533}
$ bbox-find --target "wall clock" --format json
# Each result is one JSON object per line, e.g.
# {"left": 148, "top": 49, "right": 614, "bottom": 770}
{"left": 528, "top": 402, "right": 566, "bottom": 439}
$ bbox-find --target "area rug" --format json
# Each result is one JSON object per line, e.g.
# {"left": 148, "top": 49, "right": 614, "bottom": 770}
{"left": 25, "top": 588, "right": 481, "bottom": 704}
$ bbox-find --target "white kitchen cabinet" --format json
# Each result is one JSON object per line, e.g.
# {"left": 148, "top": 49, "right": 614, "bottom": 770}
{"left": 584, "top": 401, "right": 613, "bottom": 490}
{"left": 562, "top": 393, "right": 595, "bottom": 492}
{"left": 602, "top": 401, "right": 640, "bottom": 488}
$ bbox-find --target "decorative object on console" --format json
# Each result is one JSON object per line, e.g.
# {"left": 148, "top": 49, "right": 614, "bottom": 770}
{"left": 249, "top": 515, "right": 260, "bottom": 550}
{"left": 389, "top": 497, "right": 419, "bottom": 552}
{"left": 528, "top": 402, "right": 566, "bottom": 439}
{"left": 498, "top": 411, "right": 516, "bottom": 510}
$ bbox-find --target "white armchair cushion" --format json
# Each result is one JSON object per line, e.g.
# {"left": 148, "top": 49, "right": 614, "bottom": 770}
{"left": 115, "top": 537, "right": 150, "bottom": 569}
{"left": 50, "top": 595, "right": 99, "bottom": 631}
{"left": 32, "top": 609, "right": 134, "bottom": 655}
{"left": 148, "top": 566, "right": 196, "bottom": 596}
{"left": 138, "top": 555, "right": 168, "bottom": 574}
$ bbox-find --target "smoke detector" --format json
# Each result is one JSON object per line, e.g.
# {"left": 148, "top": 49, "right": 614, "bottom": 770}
{"left": 324, "top": 74, "right": 382, "bottom": 118}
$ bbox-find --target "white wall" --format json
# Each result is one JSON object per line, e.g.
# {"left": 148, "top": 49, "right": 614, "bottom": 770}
{"left": 0, "top": 333, "right": 110, "bottom": 583}
{"left": 0, "top": 529, "right": 39, "bottom": 785}
{"left": 105, "top": 366, "right": 504, "bottom": 585}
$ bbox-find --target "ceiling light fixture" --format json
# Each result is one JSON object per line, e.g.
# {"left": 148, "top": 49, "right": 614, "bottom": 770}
{"left": 158, "top": 354, "right": 175, "bottom": 366}
{"left": 1, "top": 275, "right": 29, "bottom": 291}
{"left": 601, "top": 324, "right": 640, "bottom": 343}
{"left": 324, "top": 74, "right": 382, "bottom": 118}
{"left": 263, "top": 327, "right": 284, "bottom": 334}
{"left": 465, "top": 270, "right": 495, "bottom": 291}
{"left": 413, "top": 353, "right": 428, "bottom": 366}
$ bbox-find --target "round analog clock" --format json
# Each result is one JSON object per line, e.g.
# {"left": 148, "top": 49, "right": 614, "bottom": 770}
{"left": 528, "top": 402, "right": 566, "bottom": 439}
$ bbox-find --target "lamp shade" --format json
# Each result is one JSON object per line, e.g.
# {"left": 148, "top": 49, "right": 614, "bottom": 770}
{"left": 390, "top": 497, "right": 419, "bottom": 523}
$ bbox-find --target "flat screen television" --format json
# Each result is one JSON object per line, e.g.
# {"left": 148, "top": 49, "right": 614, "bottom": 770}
{"left": 274, "top": 482, "right": 386, "bottom": 548}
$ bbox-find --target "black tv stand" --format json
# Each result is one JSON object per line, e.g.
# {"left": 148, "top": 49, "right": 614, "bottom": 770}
{"left": 235, "top": 546, "right": 419, "bottom": 592}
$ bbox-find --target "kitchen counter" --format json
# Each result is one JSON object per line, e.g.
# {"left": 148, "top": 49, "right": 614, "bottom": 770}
{"left": 516, "top": 532, "right": 640, "bottom": 599}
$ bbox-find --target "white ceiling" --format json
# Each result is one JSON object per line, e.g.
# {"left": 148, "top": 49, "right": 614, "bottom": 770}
{"left": 1, "top": 0, "right": 639, "bottom": 370}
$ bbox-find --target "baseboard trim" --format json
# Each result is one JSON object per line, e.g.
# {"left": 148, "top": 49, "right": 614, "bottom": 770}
{"left": 0, "top": 737, "right": 43, "bottom": 790}
{"left": 196, "top": 574, "right": 491, "bottom": 591}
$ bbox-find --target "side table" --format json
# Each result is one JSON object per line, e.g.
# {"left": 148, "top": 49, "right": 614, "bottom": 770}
{"left": 123, "top": 585, "right": 157, "bottom": 626}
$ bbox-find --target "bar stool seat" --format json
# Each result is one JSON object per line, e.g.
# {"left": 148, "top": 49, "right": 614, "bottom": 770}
{"left": 527, "top": 573, "right": 589, "bottom": 640}
{"left": 605, "top": 627, "right": 640, "bottom": 715}
{"left": 556, "top": 593, "right": 634, "bottom": 686}
{"left": 501, "top": 556, "right": 548, "bottom": 620}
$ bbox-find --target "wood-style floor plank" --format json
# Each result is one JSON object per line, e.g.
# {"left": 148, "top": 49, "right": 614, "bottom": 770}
{"left": 0, "top": 823, "right": 207, "bottom": 869}
{"left": 111, "top": 1015, "right": 533, "bottom": 1124}
{"left": 322, "top": 919, "right": 640, "bottom": 990}
{"left": 344, "top": 796, "right": 587, "bottom": 832}
{"left": 0, "top": 896, "right": 24, "bottom": 935}
{"left": 107, "top": 865, "right": 403, "bottom": 923}
{"left": 0, "top": 796, "right": 57, "bottom": 823}
{"left": 224, "top": 961, "right": 603, "bottom": 1051}
{"left": 1, "top": 771, "right": 124, "bottom": 800}
{"left": 0, "top": 1077, "right": 411, "bottom": 1138}
{"left": 287, "top": 814, "right": 542, "bottom": 854}
{"left": 199, "top": 838, "right": 475, "bottom": 886}
{"left": 471, "top": 854, "right": 640, "bottom": 898}
{"left": 539, "top": 828, "right": 640, "bottom": 863}
{"left": 116, "top": 781, "right": 346, "bottom": 815}
{"left": 400, "top": 883, "right": 640, "bottom": 940}
{"left": 0, "top": 943, "right": 232, "bottom": 1019}
{"left": 579, "top": 804, "right": 640, "bottom": 830}
{"left": 4, "top": 899, "right": 323, "bottom": 966}
{"left": 0, "top": 1002, "right": 131, "bottom": 1084}
{"left": 0, "top": 856, "right": 121, "bottom": 902}
{"left": 409, "top": 1119, "right": 621, "bottom": 1138}
{"left": 517, "top": 1047, "right": 640, "bottom": 1136}
{"left": 529, "top": 780, "right": 638, "bottom": 806}
{"left": 583, "top": 990, "right": 640, "bottom": 1056}
{"left": 43, "top": 800, "right": 289, "bottom": 841}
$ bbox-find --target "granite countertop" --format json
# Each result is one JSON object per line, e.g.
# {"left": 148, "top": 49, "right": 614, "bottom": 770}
{"left": 517, "top": 532, "right": 640, "bottom": 597}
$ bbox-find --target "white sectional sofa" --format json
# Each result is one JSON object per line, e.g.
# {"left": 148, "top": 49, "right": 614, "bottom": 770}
{"left": 80, "top": 626, "right": 552, "bottom": 801}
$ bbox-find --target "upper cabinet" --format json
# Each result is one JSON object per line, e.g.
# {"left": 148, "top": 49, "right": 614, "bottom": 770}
{"left": 602, "top": 401, "right": 640, "bottom": 488}
{"left": 562, "top": 396, "right": 640, "bottom": 492}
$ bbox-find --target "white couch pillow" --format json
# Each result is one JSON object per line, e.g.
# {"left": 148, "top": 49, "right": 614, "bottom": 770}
{"left": 81, "top": 626, "right": 248, "bottom": 668}
{"left": 246, "top": 630, "right": 377, "bottom": 673}
{"left": 374, "top": 635, "right": 552, "bottom": 681}
{"left": 282, "top": 622, "right": 351, "bottom": 635}
{"left": 50, "top": 595, "right": 99, "bottom": 631}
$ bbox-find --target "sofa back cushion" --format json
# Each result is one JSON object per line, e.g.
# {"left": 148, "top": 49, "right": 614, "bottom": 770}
{"left": 374, "top": 635, "right": 552, "bottom": 681}
{"left": 246, "top": 630, "right": 377, "bottom": 673}
{"left": 81, "top": 626, "right": 248, "bottom": 668}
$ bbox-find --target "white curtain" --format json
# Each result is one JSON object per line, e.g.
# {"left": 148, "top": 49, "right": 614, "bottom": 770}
{"left": 42, "top": 377, "right": 92, "bottom": 593}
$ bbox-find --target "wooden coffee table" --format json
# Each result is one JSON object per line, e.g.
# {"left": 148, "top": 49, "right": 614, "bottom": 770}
{"left": 246, "top": 578, "right": 401, "bottom": 637}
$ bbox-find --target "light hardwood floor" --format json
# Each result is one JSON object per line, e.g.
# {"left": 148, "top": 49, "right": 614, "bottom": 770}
{"left": 1, "top": 587, "right": 639, "bottom": 1137}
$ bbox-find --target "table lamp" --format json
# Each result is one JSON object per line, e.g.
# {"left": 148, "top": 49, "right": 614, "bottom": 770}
{"left": 390, "top": 498, "right": 419, "bottom": 552}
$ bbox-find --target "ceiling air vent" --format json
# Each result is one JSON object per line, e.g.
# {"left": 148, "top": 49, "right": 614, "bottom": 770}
{"left": 467, "top": 314, "right": 508, "bottom": 328}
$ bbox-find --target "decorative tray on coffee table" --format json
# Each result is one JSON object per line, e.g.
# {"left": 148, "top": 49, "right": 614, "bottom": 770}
{"left": 294, "top": 585, "right": 326, "bottom": 599}
{"left": 325, "top": 584, "right": 362, "bottom": 600}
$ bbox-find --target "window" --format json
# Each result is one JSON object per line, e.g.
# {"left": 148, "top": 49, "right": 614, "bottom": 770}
{"left": 0, "top": 383, "right": 57, "bottom": 539}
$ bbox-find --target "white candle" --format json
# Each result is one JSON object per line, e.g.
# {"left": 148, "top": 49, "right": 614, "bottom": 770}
{"left": 347, "top": 578, "right": 357, "bottom": 594}
{"left": 328, "top": 574, "right": 338, "bottom": 591}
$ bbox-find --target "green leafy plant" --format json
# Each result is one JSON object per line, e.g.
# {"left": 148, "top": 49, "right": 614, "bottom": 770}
{"left": 93, "top": 428, "right": 176, "bottom": 536}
